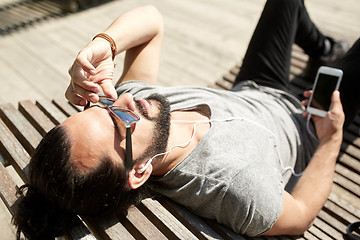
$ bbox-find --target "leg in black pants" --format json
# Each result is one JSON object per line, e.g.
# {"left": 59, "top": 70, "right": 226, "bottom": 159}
{"left": 234, "top": 0, "right": 327, "bottom": 92}
{"left": 234, "top": 0, "right": 360, "bottom": 128}
{"left": 335, "top": 39, "right": 360, "bottom": 128}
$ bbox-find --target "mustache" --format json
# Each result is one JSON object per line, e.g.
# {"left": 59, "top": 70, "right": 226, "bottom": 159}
{"left": 134, "top": 93, "right": 170, "bottom": 120}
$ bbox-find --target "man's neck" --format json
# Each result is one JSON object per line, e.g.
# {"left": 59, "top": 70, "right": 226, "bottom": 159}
{"left": 151, "top": 109, "right": 210, "bottom": 175}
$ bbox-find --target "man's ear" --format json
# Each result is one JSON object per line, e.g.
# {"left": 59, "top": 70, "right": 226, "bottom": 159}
{"left": 127, "top": 164, "right": 152, "bottom": 189}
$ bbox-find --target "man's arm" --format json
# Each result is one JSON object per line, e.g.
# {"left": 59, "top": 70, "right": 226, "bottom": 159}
{"left": 265, "top": 91, "right": 344, "bottom": 236}
{"left": 66, "top": 5, "right": 163, "bottom": 106}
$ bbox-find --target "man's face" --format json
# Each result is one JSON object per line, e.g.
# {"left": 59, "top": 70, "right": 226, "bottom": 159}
{"left": 61, "top": 93, "right": 171, "bottom": 173}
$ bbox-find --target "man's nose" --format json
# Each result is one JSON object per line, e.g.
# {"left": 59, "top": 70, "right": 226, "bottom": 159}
{"left": 114, "top": 93, "right": 136, "bottom": 112}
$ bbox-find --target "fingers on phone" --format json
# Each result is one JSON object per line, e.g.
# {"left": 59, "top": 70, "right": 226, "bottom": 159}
{"left": 301, "top": 99, "right": 309, "bottom": 107}
{"left": 303, "top": 90, "right": 312, "bottom": 98}
{"left": 331, "top": 91, "right": 344, "bottom": 112}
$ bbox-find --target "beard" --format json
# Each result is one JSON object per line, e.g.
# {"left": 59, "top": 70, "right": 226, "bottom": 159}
{"left": 133, "top": 93, "right": 171, "bottom": 164}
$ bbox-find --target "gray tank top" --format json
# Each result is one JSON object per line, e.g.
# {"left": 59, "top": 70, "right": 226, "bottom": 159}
{"left": 116, "top": 80, "right": 318, "bottom": 236}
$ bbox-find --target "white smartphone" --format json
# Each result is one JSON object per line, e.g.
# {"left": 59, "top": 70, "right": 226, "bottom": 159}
{"left": 307, "top": 66, "right": 343, "bottom": 117}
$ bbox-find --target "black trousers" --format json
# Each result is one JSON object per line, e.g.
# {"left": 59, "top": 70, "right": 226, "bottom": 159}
{"left": 234, "top": 0, "right": 360, "bottom": 128}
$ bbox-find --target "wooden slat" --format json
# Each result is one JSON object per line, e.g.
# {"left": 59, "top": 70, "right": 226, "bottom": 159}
{"left": 341, "top": 143, "right": 360, "bottom": 161}
{"left": 302, "top": 231, "right": 318, "bottom": 240}
{"left": 343, "top": 131, "right": 360, "bottom": 149}
{"left": 0, "top": 163, "right": 19, "bottom": 215}
{"left": 18, "top": 100, "right": 56, "bottom": 136}
{"left": 324, "top": 200, "right": 360, "bottom": 225}
{"left": 88, "top": 216, "right": 135, "bottom": 240}
{"left": 0, "top": 118, "right": 29, "bottom": 182}
{"left": 211, "top": 40, "right": 360, "bottom": 240}
{"left": 201, "top": 218, "right": 248, "bottom": 240}
{"left": 307, "top": 224, "right": 332, "bottom": 240}
{"left": 348, "top": 119, "right": 360, "bottom": 136}
{"left": 0, "top": 18, "right": 359, "bottom": 239}
{"left": 124, "top": 206, "right": 168, "bottom": 240}
{"left": 158, "top": 198, "right": 225, "bottom": 240}
{"left": 338, "top": 152, "right": 360, "bottom": 175}
{"left": 0, "top": 103, "right": 42, "bottom": 155}
{"left": 316, "top": 210, "right": 345, "bottom": 239}
{"left": 335, "top": 164, "right": 360, "bottom": 188}
{"left": 36, "top": 99, "right": 68, "bottom": 125}
{"left": 0, "top": 101, "right": 98, "bottom": 240}
{"left": 333, "top": 172, "right": 360, "bottom": 197}
{"left": 52, "top": 99, "right": 80, "bottom": 117}
{"left": 0, "top": 0, "right": 64, "bottom": 35}
{"left": 139, "top": 198, "right": 198, "bottom": 239}
{"left": 67, "top": 225, "right": 98, "bottom": 240}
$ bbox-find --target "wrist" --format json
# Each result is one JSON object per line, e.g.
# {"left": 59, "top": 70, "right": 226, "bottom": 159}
{"left": 92, "top": 33, "right": 117, "bottom": 60}
{"left": 318, "top": 132, "right": 342, "bottom": 154}
{"left": 319, "top": 129, "right": 342, "bottom": 144}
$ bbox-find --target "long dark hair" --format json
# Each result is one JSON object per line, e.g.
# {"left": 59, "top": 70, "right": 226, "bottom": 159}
{"left": 13, "top": 125, "right": 146, "bottom": 239}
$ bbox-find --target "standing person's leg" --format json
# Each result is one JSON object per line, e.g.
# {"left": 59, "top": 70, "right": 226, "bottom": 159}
{"left": 334, "top": 39, "right": 360, "bottom": 128}
{"left": 234, "top": 0, "right": 329, "bottom": 91}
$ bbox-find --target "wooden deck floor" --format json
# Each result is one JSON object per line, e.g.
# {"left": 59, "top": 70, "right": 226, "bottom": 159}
{"left": 0, "top": 0, "right": 360, "bottom": 238}
{"left": 1, "top": 0, "right": 359, "bottom": 107}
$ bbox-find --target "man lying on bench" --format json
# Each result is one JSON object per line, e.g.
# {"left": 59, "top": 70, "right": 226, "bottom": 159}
{"left": 13, "top": 0, "right": 360, "bottom": 239}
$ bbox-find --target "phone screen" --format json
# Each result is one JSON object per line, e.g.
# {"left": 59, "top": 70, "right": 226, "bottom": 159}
{"left": 311, "top": 73, "right": 340, "bottom": 111}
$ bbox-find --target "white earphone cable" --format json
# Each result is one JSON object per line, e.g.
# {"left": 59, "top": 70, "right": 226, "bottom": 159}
{"left": 137, "top": 120, "right": 203, "bottom": 173}
{"left": 306, "top": 113, "right": 318, "bottom": 141}
{"left": 137, "top": 117, "right": 304, "bottom": 176}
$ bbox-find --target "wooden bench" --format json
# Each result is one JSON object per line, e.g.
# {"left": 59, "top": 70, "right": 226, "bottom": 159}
{"left": 1, "top": 45, "right": 360, "bottom": 239}
{"left": 0, "top": 0, "right": 109, "bottom": 36}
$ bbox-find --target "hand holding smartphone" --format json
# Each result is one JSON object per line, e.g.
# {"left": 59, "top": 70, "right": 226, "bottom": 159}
{"left": 307, "top": 66, "right": 343, "bottom": 117}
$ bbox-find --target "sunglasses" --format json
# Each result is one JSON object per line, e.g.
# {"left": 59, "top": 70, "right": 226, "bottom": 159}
{"left": 84, "top": 96, "right": 140, "bottom": 177}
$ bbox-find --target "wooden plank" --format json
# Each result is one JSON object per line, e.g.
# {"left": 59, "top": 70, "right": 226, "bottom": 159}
{"left": 0, "top": 163, "right": 19, "bottom": 215}
{"left": 210, "top": 32, "right": 360, "bottom": 240}
{"left": 316, "top": 210, "right": 345, "bottom": 238}
{"left": 0, "top": 118, "right": 29, "bottom": 182}
{"left": 338, "top": 152, "right": 360, "bottom": 174}
{"left": 333, "top": 172, "right": 360, "bottom": 197}
{"left": 5, "top": 4, "right": 36, "bottom": 26}
{"left": 343, "top": 131, "right": 360, "bottom": 149}
{"left": 0, "top": 103, "right": 42, "bottom": 155}
{"left": 88, "top": 216, "right": 135, "bottom": 240}
{"left": 307, "top": 224, "right": 333, "bottom": 240}
{"left": 52, "top": 99, "right": 80, "bottom": 117}
{"left": 331, "top": 184, "right": 360, "bottom": 213}
{"left": 0, "top": 56, "right": 46, "bottom": 107}
{"left": 0, "top": 1, "right": 358, "bottom": 239}
{"left": 67, "top": 223, "right": 98, "bottom": 240}
{"left": 217, "top": 73, "right": 235, "bottom": 90}
{"left": 158, "top": 197, "right": 225, "bottom": 240}
{"left": 124, "top": 206, "right": 168, "bottom": 240}
{"left": 0, "top": 103, "right": 99, "bottom": 240}
{"left": 341, "top": 142, "right": 360, "bottom": 161}
{"left": 36, "top": 99, "right": 68, "bottom": 125}
{"left": 34, "top": 0, "right": 63, "bottom": 15}
{"left": 12, "top": 27, "right": 73, "bottom": 79}
{"left": 302, "top": 231, "right": 319, "bottom": 240}
{"left": 349, "top": 121, "right": 360, "bottom": 137}
{"left": 335, "top": 164, "right": 360, "bottom": 188}
{"left": 0, "top": 100, "right": 137, "bottom": 240}
{"left": 2, "top": 5, "right": 29, "bottom": 28}
{"left": 0, "top": 37, "right": 68, "bottom": 102}
{"left": 324, "top": 199, "right": 360, "bottom": 225}
{"left": 18, "top": 100, "right": 56, "bottom": 136}
{"left": 201, "top": 218, "right": 247, "bottom": 240}
{"left": 139, "top": 198, "right": 198, "bottom": 239}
